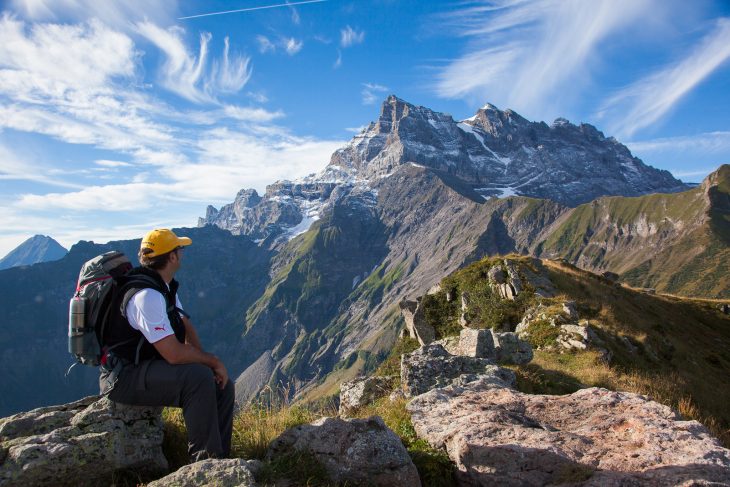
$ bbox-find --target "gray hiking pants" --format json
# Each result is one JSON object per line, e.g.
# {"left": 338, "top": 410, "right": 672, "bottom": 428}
{"left": 103, "top": 359, "right": 235, "bottom": 461}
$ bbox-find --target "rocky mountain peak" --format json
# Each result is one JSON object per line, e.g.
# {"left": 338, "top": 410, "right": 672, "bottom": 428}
{"left": 0, "top": 234, "right": 67, "bottom": 270}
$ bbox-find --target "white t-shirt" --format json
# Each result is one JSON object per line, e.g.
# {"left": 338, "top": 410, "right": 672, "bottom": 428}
{"left": 125, "top": 288, "right": 184, "bottom": 343}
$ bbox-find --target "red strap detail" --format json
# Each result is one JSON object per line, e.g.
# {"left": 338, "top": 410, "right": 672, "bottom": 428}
{"left": 76, "top": 275, "right": 112, "bottom": 292}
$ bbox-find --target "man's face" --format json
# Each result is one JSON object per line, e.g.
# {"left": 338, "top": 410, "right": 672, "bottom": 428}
{"left": 171, "top": 246, "right": 184, "bottom": 271}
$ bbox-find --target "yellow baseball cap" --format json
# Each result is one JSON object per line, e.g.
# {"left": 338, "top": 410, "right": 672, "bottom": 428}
{"left": 140, "top": 229, "right": 192, "bottom": 257}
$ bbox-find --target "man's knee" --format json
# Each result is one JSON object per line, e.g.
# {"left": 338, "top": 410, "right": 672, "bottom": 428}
{"left": 179, "top": 363, "right": 215, "bottom": 390}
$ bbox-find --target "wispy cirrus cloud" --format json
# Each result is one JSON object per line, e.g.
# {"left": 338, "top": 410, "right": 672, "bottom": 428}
{"left": 361, "top": 83, "right": 388, "bottom": 105}
{"left": 598, "top": 18, "right": 730, "bottom": 138}
{"left": 340, "top": 25, "right": 364, "bottom": 47}
{"left": 434, "top": 0, "right": 657, "bottom": 119}
{"left": 627, "top": 131, "right": 730, "bottom": 154}
{"left": 135, "top": 22, "right": 251, "bottom": 103}
{"left": 7, "top": 0, "right": 177, "bottom": 28}
{"left": 256, "top": 34, "right": 304, "bottom": 56}
{"left": 285, "top": 37, "right": 303, "bottom": 55}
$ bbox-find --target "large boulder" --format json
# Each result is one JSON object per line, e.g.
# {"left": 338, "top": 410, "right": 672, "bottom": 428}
{"left": 408, "top": 384, "right": 730, "bottom": 486}
{"left": 147, "top": 459, "right": 259, "bottom": 487}
{"left": 400, "top": 344, "right": 515, "bottom": 397}
{"left": 0, "top": 396, "right": 167, "bottom": 487}
{"left": 339, "top": 376, "right": 397, "bottom": 416}
{"left": 267, "top": 416, "right": 420, "bottom": 486}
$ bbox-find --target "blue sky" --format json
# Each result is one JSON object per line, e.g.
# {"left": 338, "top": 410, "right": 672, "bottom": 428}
{"left": 1, "top": 0, "right": 729, "bottom": 256}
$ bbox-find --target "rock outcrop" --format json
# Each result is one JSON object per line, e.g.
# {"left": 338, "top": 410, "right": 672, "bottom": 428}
{"left": 0, "top": 396, "right": 166, "bottom": 487}
{"left": 408, "top": 383, "right": 730, "bottom": 486}
{"left": 147, "top": 459, "right": 259, "bottom": 487}
{"left": 400, "top": 344, "right": 516, "bottom": 397}
{"left": 435, "top": 327, "right": 533, "bottom": 365}
{"left": 267, "top": 415, "right": 420, "bottom": 486}
{"left": 339, "top": 376, "right": 397, "bottom": 417}
{"left": 399, "top": 298, "right": 435, "bottom": 345}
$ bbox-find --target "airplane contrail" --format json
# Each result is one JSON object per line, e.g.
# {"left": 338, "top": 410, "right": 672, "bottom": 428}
{"left": 178, "top": 0, "right": 328, "bottom": 20}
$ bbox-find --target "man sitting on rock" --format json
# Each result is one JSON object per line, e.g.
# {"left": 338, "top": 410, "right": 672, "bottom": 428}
{"left": 100, "top": 228, "right": 235, "bottom": 461}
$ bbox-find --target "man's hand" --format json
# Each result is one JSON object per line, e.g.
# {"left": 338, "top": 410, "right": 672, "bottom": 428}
{"left": 211, "top": 358, "right": 229, "bottom": 389}
{"left": 154, "top": 335, "right": 228, "bottom": 388}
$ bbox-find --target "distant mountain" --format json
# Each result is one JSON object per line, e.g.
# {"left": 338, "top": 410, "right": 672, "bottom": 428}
{"left": 0, "top": 235, "right": 67, "bottom": 270}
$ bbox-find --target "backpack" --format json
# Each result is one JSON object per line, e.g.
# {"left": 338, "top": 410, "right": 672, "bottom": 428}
{"left": 68, "top": 251, "right": 132, "bottom": 366}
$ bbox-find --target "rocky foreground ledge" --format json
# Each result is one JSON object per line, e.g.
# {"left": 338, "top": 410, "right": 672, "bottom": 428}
{"left": 408, "top": 380, "right": 730, "bottom": 485}
{"left": 0, "top": 396, "right": 166, "bottom": 487}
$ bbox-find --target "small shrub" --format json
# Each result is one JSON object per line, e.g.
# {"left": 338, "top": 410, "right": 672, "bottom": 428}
{"left": 525, "top": 319, "right": 561, "bottom": 348}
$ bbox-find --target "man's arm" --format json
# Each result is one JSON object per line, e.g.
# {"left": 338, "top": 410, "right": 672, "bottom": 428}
{"left": 182, "top": 315, "right": 203, "bottom": 351}
{"left": 153, "top": 335, "right": 228, "bottom": 388}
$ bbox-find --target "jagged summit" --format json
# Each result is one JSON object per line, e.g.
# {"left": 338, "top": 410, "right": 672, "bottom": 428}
{"left": 199, "top": 95, "right": 690, "bottom": 243}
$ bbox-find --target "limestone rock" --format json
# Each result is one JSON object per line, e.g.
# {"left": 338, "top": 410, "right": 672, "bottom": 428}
{"left": 408, "top": 385, "right": 730, "bottom": 486}
{"left": 147, "top": 459, "right": 258, "bottom": 487}
{"left": 458, "top": 328, "right": 495, "bottom": 358}
{"left": 426, "top": 283, "right": 441, "bottom": 295}
{"left": 267, "top": 416, "right": 420, "bottom": 486}
{"left": 400, "top": 344, "right": 515, "bottom": 397}
{"left": 492, "top": 331, "right": 533, "bottom": 364}
{"left": 339, "top": 376, "right": 396, "bottom": 416}
{"left": 459, "top": 292, "right": 471, "bottom": 327}
{"left": 0, "top": 396, "right": 166, "bottom": 487}
{"left": 562, "top": 300, "right": 579, "bottom": 320}
{"left": 399, "top": 299, "right": 435, "bottom": 345}
{"left": 503, "top": 260, "right": 523, "bottom": 294}
{"left": 431, "top": 335, "right": 460, "bottom": 355}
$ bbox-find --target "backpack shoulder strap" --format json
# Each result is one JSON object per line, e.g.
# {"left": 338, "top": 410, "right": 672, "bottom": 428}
{"left": 119, "top": 274, "right": 166, "bottom": 319}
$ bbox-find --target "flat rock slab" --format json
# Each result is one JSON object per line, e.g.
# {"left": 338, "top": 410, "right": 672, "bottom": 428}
{"left": 147, "top": 458, "right": 259, "bottom": 487}
{"left": 0, "top": 396, "right": 166, "bottom": 487}
{"left": 267, "top": 416, "right": 421, "bottom": 486}
{"left": 408, "top": 385, "right": 730, "bottom": 486}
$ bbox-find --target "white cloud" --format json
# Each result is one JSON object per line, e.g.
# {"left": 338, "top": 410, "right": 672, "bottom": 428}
{"left": 627, "top": 131, "right": 730, "bottom": 154}
{"left": 345, "top": 125, "right": 367, "bottom": 133}
{"left": 223, "top": 105, "right": 285, "bottom": 123}
{"left": 0, "top": 15, "right": 137, "bottom": 93}
{"left": 333, "top": 49, "right": 342, "bottom": 69}
{"left": 599, "top": 18, "right": 730, "bottom": 138}
{"left": 340, "top": 25, "right": 364, "bottom": 47}
{"left": 257, "top": 35, "right": 276, "bottom": 54}
{"left": 94, "top": 160, "right": 133, "bottom": 168}
{"left": 0, "top": 142, "right": 82, "bottom": 189}
{"left": 135, "top": 21, "right": 251, "bottom": 103}
{"left": 669, "top": 168, "right": 717, "bottom": 179}
{"left": 285, "top": 37, "right": 303, "bottom": 55}
{"left": 256, "top": 34, "right": 304, "bottom": 56}
{"left": 361, "top": 83, "right": 389, "bottom": 105}
{"left": 434, "top": 0, "right": 657, "bottom": 119}
{"left": 7, "top": 0, "right": 177, "bottom": 29}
